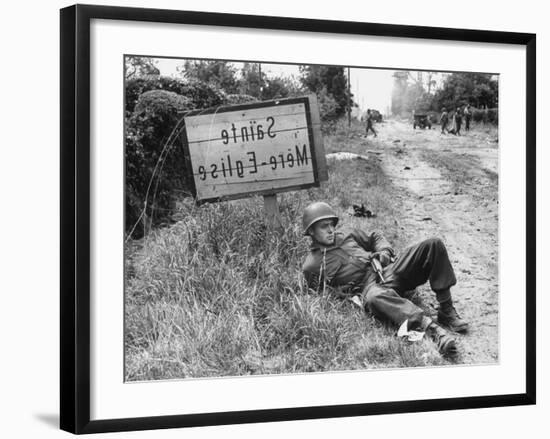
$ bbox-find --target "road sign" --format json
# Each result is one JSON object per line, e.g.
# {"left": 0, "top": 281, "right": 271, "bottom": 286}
{"left": 182, "top": 95, "right": 327, "bottom": 203}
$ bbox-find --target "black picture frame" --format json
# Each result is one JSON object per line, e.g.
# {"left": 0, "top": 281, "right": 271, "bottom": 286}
{"left": 60, "top": 4, "right": 536, "bottom": 434}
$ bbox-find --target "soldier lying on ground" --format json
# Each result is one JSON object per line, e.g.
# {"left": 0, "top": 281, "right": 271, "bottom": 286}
{"left": 301, "top": 202, "right": 469, "bottom": 357}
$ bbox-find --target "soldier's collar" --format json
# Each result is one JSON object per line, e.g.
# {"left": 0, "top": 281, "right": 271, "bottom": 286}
{"left": 310, "top": 233, "right": 343, "bottom": 251}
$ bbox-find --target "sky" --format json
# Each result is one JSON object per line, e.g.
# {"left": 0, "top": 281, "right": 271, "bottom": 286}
{"left": 154, "top": 57, "right": 396, "bottom": 115}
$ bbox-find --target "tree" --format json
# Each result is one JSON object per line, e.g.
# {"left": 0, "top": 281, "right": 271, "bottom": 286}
{"left": 391, "top": 71, "right": 443, "bottom": 115}
{"left": 433, "top": 73, "right": 498, "bottom": 110}
{"left": 237, "top": 63, "right": 263, "bottom": 98}
{"left": 261, "top": 75, "right": 304, "bottom": 100}
{"left": 125, "top": 56, "right": 160, "bottom": 80}
{"left": 299, "top": 65, "right": 352, "bottom": 117}
{"left": 391, "top": 71, "right": 409, "bottom": 115}
{"left": 179, "top": 60, "right": 239, "bottom": 94}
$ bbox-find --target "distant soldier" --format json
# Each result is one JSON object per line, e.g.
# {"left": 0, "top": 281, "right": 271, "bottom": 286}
{"left": 365, "top": 109, "right": 378, "bottom": 138}
{"left": 464, "top": 104, "right": 472, "bottom": 131}
{"left": 449, "top": 107, "right": 463, "bottom": 136}
{"left": 454, "top": 107, "right": 463, "bottom": 136}
{"left": 301, "top": 202, "right": 469, "bottom": 357}
{"left": 440, "top": 107, "right": 449, "bottom": 134}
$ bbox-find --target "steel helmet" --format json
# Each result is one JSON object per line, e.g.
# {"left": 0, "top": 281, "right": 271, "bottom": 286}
{"left": 302, "top": 202, "right": 339, "bottom": 235}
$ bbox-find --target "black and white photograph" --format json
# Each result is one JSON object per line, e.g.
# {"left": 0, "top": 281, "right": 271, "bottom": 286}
{"left": 124, "top": 56, "right": 500, "bottom": 381}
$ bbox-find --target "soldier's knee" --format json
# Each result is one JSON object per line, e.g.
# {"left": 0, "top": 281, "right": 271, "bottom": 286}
{"left": 364, "top": 288, "right": 383, "bottom": 308}
{"left": 364, "top": 288, "right": 391, "bottom": 314}
{"left": 424, "top": 237, "right": 444, "bottom": 249}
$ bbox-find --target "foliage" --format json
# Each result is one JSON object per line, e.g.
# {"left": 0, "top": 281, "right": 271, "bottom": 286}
{"left": 125, "top": 90, "right": 193, "bottom": 237}
{"left": 316, "top": 87, "right": 341, "bottom": 132}
{"left": 179, "top": 60, "right": 240, "bottom": 94}
{"left": 433, "top": 73, "right": 498, "bottom": 111}
{"left": 392, "top": 71, "right": 439, "bottom": 115}
{"left": 391, "top": 71, "right": 409, "bottom": 115}
{"left": 238, "top": 62, "right": 263, "bottom": 97}
{"left": 178, "top": 61, "right": 305, "bottom": 101}
{"left": 299, "top": 65, "right": 353, "bottom": 119}
{"left": 472, "top": 108, "right": 498, "bottom": 124}
{"left": 125, "top": 56, "right": 160, "bottom": 80}
{"left": 224, "top": 94, "right": 259, "bottom": 105}
{"left": 125, "top": 76, "right": 225, "bottom": 113}
{"left": 261, "top": 75, "right": 305, "bottom": 100}
{"left": 405, "top": 83, "right": 433, "bottom": 113}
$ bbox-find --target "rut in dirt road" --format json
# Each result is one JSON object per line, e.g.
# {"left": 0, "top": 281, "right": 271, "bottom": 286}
{"left": 372, "top": 120, "right": 499, "bottom": 364}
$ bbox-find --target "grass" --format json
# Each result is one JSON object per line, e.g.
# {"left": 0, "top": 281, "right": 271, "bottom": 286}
{"left": 124, "top": 120, "right": 451, "bottom": 381}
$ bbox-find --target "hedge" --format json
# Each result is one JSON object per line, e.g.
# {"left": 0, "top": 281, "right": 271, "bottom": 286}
{"left": 471, "top": 108, "right": 498, "bottom": 124}
{"left": 125, "top": 75, "right": 225, "bottom": 114}
{"left": 125, "top": 89, "right": 193, "bottom": 237}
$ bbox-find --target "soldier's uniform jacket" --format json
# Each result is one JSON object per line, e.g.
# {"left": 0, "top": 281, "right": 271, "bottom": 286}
{"left": 366, "top": 113, "right": 374, "bottom": 127}
{"left": 302, "top": 229, "right": 394, "bottom": 295}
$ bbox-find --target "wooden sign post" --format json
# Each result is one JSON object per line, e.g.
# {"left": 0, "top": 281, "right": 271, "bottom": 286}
{"left": 182, "top": 95, "right": 327, "bottom": 226}
{"left": 263, "top": 194, "right": 282, "bottom": 229}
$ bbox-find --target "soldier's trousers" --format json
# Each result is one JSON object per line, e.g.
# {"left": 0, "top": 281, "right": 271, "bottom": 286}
{"left": 361, "top": 237, "right": 457, "bottom": 328}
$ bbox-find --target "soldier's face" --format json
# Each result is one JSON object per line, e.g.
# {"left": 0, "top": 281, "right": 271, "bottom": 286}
{"left": 309, "top": 219, "right": 336, "bottom": 246}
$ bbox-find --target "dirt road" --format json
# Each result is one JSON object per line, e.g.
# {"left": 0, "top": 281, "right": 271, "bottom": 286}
{"left": 366, "top": 119, "right": 499, "bottom": 364}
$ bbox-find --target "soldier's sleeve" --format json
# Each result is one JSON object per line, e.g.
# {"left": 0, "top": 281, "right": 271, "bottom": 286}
{"left": 350, "top": 229, "right": 395, "bottom": 260}
{"left": 303, "top": 269, "right": 320, "bottom": 291}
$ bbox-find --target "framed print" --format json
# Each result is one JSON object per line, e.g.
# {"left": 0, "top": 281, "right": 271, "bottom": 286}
{"left": 60, "top": 4, "right": 536, "bottom": 434}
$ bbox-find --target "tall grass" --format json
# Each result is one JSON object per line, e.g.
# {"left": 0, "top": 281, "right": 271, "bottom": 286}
{"left": 125, "top": 123, "right": 448, "bottom": 381}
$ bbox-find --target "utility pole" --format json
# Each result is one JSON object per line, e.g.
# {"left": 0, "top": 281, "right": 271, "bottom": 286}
{"left": 347, "top": 66, "right": 351, "bottom": 128}
{"left": 258, "top": 63, "right": 263, "bottom": 100}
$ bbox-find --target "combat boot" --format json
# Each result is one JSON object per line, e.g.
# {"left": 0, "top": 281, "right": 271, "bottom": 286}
{"left": 438, "top": 301, "right": 469, "bottom": 333}
{"left": 426, "top": 322, "right": 458, "bottom": 358}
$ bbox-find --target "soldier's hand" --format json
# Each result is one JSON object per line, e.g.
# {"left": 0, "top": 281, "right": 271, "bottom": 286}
{"left": 371, "top": 251, "right": 391, "bottom": 267}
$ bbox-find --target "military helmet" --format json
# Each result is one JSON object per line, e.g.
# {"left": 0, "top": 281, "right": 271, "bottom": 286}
{"left": 302, "top": 202, "right": 339, "bottom": 235}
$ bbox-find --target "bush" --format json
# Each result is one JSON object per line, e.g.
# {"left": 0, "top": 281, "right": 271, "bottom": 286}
{"left": 134, "top": 89, "right": 192, "bottom": 114}
{"left": 125, "top": 76, "right": 225, "bottom": 113}
{"left": 224, "top": 94, "right": 259, "bottom": 105}
{"left": 472, "top": 108, "right": 498, "bottom": 124}
{"left": 315, "top": 88, "right": 340, "bottom": 133}
{"left": 472, "top": 109, "right": 482, "bottom": 123}
{"left": 125, "top": 90, "right": 193, "bottom": 237}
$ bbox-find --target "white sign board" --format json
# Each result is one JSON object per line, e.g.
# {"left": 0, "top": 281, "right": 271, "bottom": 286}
{"left": 183, "top": 96, "right": 326, "bottom": 203}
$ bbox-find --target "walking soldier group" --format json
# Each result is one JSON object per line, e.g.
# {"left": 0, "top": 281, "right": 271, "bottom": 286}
{"left": 440, "top": 104, "right": 471, "bottom": 135}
